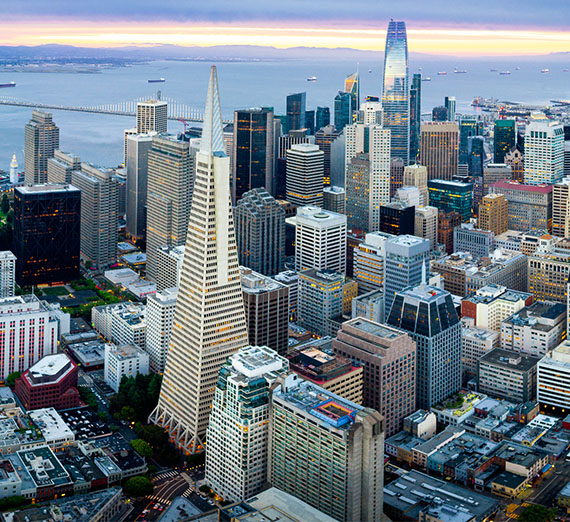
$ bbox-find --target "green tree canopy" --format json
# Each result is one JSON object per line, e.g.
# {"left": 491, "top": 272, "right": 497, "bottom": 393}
{"left": 519, "top": 505, "right": 556, "bottom": 522}
{"left": 6, "top": 372, "right": 21, "bottom": 387}
{"left": 1, "top": 194, "right": 10, "bottom": 215}
{"left": 124, "top": 476, "right": 154, "bottom": 498}
{"left": 130, "top": 439, "right": 153, "bottom": 458}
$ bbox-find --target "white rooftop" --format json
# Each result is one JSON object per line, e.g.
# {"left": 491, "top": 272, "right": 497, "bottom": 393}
{"left": 29, "top": 353, "right": 70, "bottom": 378}
{"left": 230, "top": 346, "right": 286, "bottom": 379}
{"left": 29, "top": 408, "right": 74, "bottom": 442}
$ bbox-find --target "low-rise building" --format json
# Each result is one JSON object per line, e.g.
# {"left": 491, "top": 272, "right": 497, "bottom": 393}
{"left": 66, "top": 340, "right": 106, "bottom": 370}
{"left": 28, "top": 408, "right": 75, "bottom": 450}
{"left": 403, "top": 410, "right": 437, "bottom": 440}
{"left": 454, "top": 223, "right": 495, "bottom": 259}
{"left": 501, "top": 302, "right": 566, "bottom": 357}
{"left": 491, "top": 471, "right": 528, "bottom": 498}
{"left": 104, "top": 267, "right": 139, "bottom": 287}
{"left": 430, "top": 391, "right": 487, "bottom": 427}
{"left": 14, "top": 353, "right": 80, "bottom": 411}
{"left": 103, "top": 344, "right": 149, "bottom": 392}
{"left": 462, "top": 327, "right": 500, "bottom": 381}
{"left": 461, "top": 284, "right": 533, "bottom": 331}
{"left": 494, "top": 229, "right": 524, "bottom": 253}
{"left": 478, "top": 348, "right": 539, "bottom": 403}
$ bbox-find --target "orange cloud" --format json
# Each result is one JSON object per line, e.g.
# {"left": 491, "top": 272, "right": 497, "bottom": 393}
{"left": 1, "top": 22, "right": 569, "bottom": 55}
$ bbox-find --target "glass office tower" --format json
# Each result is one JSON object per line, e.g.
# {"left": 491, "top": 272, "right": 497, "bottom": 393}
{"left": 286, "top": 92, "right": 306, "bottom": 132}
{"left": 409, "top": 73, "right": 421, "bottom": 163}
{"left": 382, "top": 20, "right": 410, "bottom": 164}
{"left": 494, "top": 119, "right": 516, "bottom": 163}
{"left": 459, "top": 117, "right": 480, "bottom": 165}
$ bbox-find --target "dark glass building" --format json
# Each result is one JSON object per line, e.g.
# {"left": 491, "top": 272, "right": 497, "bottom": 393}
{"left": 232, "top": 107, "right": 274, "bottom": 201}
{"left": 316, "top": 106, "right": 331, "bottom": 131}
{"left": 428, "top": 179, "right": 473, "bottom": 222}
{"left": 305, "top": 110, "right": 315, "bottom": 135}
{"left": 468, "top": 136, "right": 485, "bottom": 177}
{"left": 409, "top": 73, "right": 422, "bottom": 163}
{"left": 387, "top": 278, "right": 461, "bottom": 409}
{"left": 459, "top": 117, "right": 480, "bottom": 165}
{"left": 432, "top": 106, "right": 448, "bottom": 122}
{"left": 13, "top": 184, "right": 81, "bottom": 286}
{"left": 286, "top": 92, "right": 306, "bottom": 132}
{"left": 494, "top": 119, "right": 516, "bottom": 163}
{"left": 379, "top": 201, "right": 415, "bottom": 236}
{"left": 334, "top": 91, "right": 353, "bottom": 131}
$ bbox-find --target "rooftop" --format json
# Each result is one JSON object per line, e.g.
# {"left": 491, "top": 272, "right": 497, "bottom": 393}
{"left": 16, "top": 183, "right": 80, "bottom": 194}
{"left": 240, "top": 267, "right": 285, "bottom": 293}
{"left": 491, "top": 180, "right": 552, "bottom": 194}
{"left": 28, "top": 408, "right": 74, "bottom": 442}
{"left": 492, "top": 471, "right": 527, "bottom": 489}
{"left": 17, "top": 446, "right": 71, "bottom": 488}
{"left": 229, "top": 345, "right": 287, "bottom": 379}
{"left": 480, "top": 348, "right": 540, "bottom": 372}
{"left": 27, "top": 353, "right": 70, "bottom": 379}
{"left": 344, "top": 317, "right": 403, "bottom": 339}
{"left": 503, "top": 302, "right": 566, "bottom": 330}
{"left": 106, "top": 343, "right": 147, "bottom": 362}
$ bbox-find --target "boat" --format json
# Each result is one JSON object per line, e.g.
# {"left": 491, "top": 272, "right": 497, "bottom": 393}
{"left": 423, "top": 77, "right": 431, "bottom": 82}
{"left": 368, "top": 69, "right": 372, "bottom": 73}
{"left": 490, "top": 68, "right": 498, "bottom": 72}
{"left": 500, "top": 71, "right": 511, "bottom": 75}
{"left": 515, "top": 66, "right": 521, "bottom": 70}
{"left": 148, "top": 78, "right": 166, "bottom": 83}
{"left": 564, "top": 69, "right": 569, "bottom": 73}
{"left": 0, "top": 82, "right": 16, "bottom": 88}
{"left": 541, "top": 69, "right": 549, "bottom": 73}
{"left": 437, "top": 71, "right": 447, "bottom": 75}
{"left": 454, "top": 69, "right": 467, "bottom": 74}
{"left": 306, "top": 76, "right": 317, "bottom": 82}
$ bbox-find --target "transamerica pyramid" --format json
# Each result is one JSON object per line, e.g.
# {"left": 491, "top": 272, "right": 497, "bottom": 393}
{"left": 148, "top": 66, "right": 248, "bottom": 454}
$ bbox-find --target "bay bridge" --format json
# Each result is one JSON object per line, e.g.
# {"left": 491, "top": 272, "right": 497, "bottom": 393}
{"left": 0, "top": 93, "right": 233, "bottom": 124}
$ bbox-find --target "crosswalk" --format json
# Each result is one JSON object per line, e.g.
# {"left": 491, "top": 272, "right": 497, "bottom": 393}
{"left": 154, "top": 470, "right": 179, "bottom": 481}
{"left": 182, "top": 489, "right": 193, "bottom": 498}
{"left": 145, "top": 495, "right": 173, "bottom": 505}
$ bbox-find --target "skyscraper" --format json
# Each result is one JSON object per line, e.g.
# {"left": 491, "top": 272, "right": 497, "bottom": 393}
{"left": 387, "top": 270, "right": 462, "bottom": 409}
{"left": 409, "top": 73, "right": 422, "bottom": 163}
{"left": 206, "top": 346, "right": 289, "bottom": 502}
{"left": 232, "top": 107, "right": 275, "bottom": 200}
{"left": 295, "top": 206, "right": 347, "bottom": 274}
{"left": 315, "top": 125, "right": 341, "bottom": 185}
{"left": 468, "top": 135, "right": 485, "bottom": 178}
{"left": 24, "top": 110, "right": 60, "bottom": 185}
{"left": 384, "top": 235, "right": 430, "bottom": 318}
{"left": 420, "top": 122, "right": 459, "bottom": 180}
{"left": 145, "top": 288, "right": 178, "bottom": 374}
{"left": 403, "top": 164, "right": 428, "bottom": 205}
{"left": 444, "top": 96, "right": 456, "bottom": 121}
{"left": 13, "top": 184, "right": 80, "bottom": 286}
{"left": 415, "top": 206, "right": 438, "bottom": 250}
{"left": 432, "top": 106, "right": 448, "bottom": 122}
{"left": 478, "top": 193, "right": 508, "bottom": 236}
{"left": 345, "top": 111, "right": 391, "bottom": 227}
{"left": 126, "top": 133, "right": 154, "bottom": 240}
{"left": 286, "top": 143, "right": 324, "bottom": 207}
{"left": 71, "top": 164, "right": 119, "bottom": 271}
{"left": 315, "top": 106, "right": 331, "bottom": 131}
{"left": 149, "top": 66, "right": 249, "bottom": 453}
{"left": 428, "top": 179, "right": 472, "bottom": 222}
{"left": 524, "top": 118, "right": 565, "bottom": 185}
{"left": 47, "top": 151, "right": 81, "bottom": 184}
{"left": 344, "top": 71, "right": 360, "bottom": 112}
{"left": 136, "top": 99, "right": 168, "bottom": 134}
{"left": 286, "top": 92, "right": 306, "bottom": 132}
{"left": 234, "top": 188, "right": 285, "bottom": 276}
{"left": 0, "top": 252, "right": 16, "bottom": 299}
{"left": 382, "top": 20, "right": 410, "bottom": 164}
{"left": 334, "top": 91, "right": 353, "bottom": 131}
{"left": 494, "top": 120, "right": 516, "bottom": 163}
{"left": 241, "top": 268, "right": 289, "bottom": 356}
{"left": 459, "top": 117, "right": 480, "bottom": 166}
{"left": 145, "top": 135, "right": 193, "bottom": 281}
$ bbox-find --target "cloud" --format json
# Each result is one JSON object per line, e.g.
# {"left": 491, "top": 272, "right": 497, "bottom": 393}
{"left": 3, "top": 0, "right": 570, "bottom": 30}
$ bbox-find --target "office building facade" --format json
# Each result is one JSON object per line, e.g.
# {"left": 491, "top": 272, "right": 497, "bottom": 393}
{"left": 145, "top": 288, "right": 178, "bottom": 374}
{"left": 13, "top": 184, "right": 80, "bottom": 286}
{"left": 415, "top": 206, "right": 438, "bottom": 250}
{"left": 494, "top": 120, "right": 516, "bottom": 163}
{"left": 286, "top": 143, "right": 324, "bottom": 207}
{"left": 286, "top": 92, "right": 306, "bottom": 132}
{"left": 420, "top": 122, "right": 459, "bottom": 180}
{"left": 524, "top": 119, "right": 565, "bottom": 185}
{"left": 24, "top": 110, "right": 60, "bottom": 185}
{"left": 428, "top": 179, "right": 472, "bottom": 222}
{"left": 234, "top": 188, "right": 285, "bottom": 276}
{"left": 47, "top": 150, "right": 80, "bottom": 184}
{"left": 479, "top": 193, "right": 508, "bottom": 236}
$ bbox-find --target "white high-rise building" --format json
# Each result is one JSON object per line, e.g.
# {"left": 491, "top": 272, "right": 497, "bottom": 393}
{"left": 0, "top": 295, "right": 66, "bottom": 380}
{"left": 345, "top": 114, "right": 391, "bottom": 223}
{"left": 91, "top": 302, "right": 146, "bottom": 348}
{"left": 353, "top": 231, "right": 394, "bottom": 295}
{"left": 358, "top": 101, "right": 383, "bottom": 125}
{"left": 286, "top": 143, "right": 324, "bottom": 207}
{"left": 294, "top": 206, "right": 347, "bottom": 274}
{"left": 145, "top": 288, "right": 178, "bottom": 373}
{"left": 136, "top": 99, "right": 168, "bottom": 134}
{"left": 0, "top": 251, "right": 16, "bottom": 299}
{"left": 155, "top": 245, "right": 185, "bottom": 291}
{"left": 415, "top": 206, "right": 438, "bottom": 250}
{"left": 205, "top": 346, "right": 289, "bottom": 501}
{"left": 149, "top": 66, "right": 249, "bottom": 453}
{"left": 537, "top": 340, "right": 570, "bottom": 413}
{"left": 403, "top": 163, "right": 428, "bottom": 205}
{"left": 524, "top": 118, "right": 565, "bottom": 185}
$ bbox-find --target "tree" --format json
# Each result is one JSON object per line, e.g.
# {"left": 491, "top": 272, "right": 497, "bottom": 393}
{"left": 131, "top": 439, "right": 153, "bottom": 458}
{"left": 6, "top": 372, "right": 21, "bottom": 387}
{"left": 1, "top": 194, "right": 9, "bottom": 215}
{"left": 519, "top": 505, "right": 556, "bottom": 522}
{"left": 124, "top": 476, "right": 154, "bottom": 498}
{"left": 5, "top": 209, "right": 13, "bottom": 226}
{"left": 199, "top": 485, "right": 211, "bottom": 494}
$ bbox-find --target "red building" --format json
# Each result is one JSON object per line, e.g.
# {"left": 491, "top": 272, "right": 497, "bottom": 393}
{"left": 15, "top": 353, "right": 80, "bottom": 411}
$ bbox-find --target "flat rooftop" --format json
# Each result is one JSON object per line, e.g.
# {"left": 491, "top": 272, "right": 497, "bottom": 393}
{"left": 480, "top": 348, "right": 539, "bottom": 372}
{"left": 28, "top": 353, "right": 70, "bottom": 378}
{"left": 16, "top": 183, "right": 80, "bottom": 194}
{"left": 29, "top": 408, "right": 74, "bottom": 441}
{"left": 230, "top": 346, "right": 286, "bottom": 379}
{"left": 345, "top": 318, "right": 402, "bottom": 339}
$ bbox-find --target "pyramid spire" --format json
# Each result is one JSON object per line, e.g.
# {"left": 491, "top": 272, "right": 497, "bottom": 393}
{"left": 200, "top": 65, "right": 224, "bottom": 154}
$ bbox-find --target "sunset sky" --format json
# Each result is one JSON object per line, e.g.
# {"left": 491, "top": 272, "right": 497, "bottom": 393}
{"left": 2, "top": 0, "right": 570, "bottom": 55}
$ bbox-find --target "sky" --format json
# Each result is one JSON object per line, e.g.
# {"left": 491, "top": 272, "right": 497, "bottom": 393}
{"left": 2, "top": 0, "right": 570, "bottom": 56}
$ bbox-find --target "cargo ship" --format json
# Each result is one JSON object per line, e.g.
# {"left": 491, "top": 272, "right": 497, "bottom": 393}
{"left": 0, "top": 82, "right": 16, "bottom": 88}
{"left": 148, "top": 78, "right": 166, "bottom": 83}
{"left": 306, "top": 76, "right": 317, "bottom": 82}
